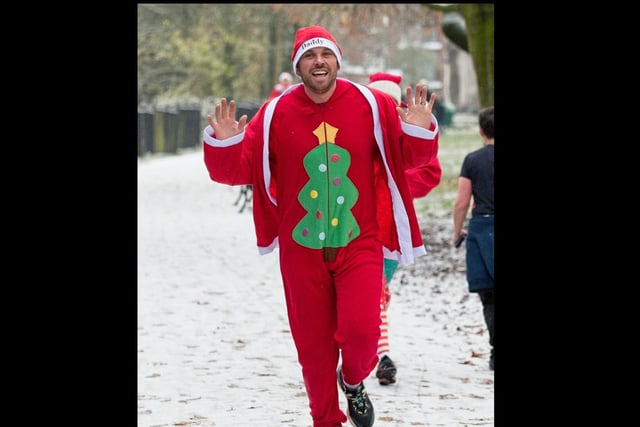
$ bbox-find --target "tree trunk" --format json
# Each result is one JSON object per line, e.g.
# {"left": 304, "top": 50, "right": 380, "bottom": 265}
{"left": 460, "top": 4, "right": 494, "bottom": 108}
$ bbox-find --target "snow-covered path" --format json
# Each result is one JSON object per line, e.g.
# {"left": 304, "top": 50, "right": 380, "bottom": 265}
{"left": 137, "top": 150, "right": 494, "bottom": 427}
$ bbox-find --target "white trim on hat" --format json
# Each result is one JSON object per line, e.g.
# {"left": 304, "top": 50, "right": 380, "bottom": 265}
{"left": 291, "top": 37, "right": 342, "bottom": 73}
{"left": 278, "top": 71, "right": 293, "bottom": 82}
{"left": 368, "top": 80, "right": 402, "bottom": 105}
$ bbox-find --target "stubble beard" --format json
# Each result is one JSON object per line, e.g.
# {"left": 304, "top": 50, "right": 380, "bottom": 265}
{"left": 301, "top": 68, "right": 337, "bottom": 95}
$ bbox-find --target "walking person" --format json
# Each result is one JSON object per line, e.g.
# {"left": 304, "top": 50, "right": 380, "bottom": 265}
{"left": 452, "top": 106, "right": 494, "bottom": 371}
{"left": 367, "top": 72, "right": 442, "bottom": 385}
{"left": 202, "top": 25, "right": 440, "bottom": 427}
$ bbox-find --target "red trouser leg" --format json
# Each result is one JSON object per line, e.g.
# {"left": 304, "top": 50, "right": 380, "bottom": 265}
{"left": 279, "top": 238, "right": 382, "bottom": 427}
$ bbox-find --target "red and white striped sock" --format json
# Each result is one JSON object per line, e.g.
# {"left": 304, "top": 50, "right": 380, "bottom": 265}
{"left": 377, "top": 275, "right": 391, "bottom": 358}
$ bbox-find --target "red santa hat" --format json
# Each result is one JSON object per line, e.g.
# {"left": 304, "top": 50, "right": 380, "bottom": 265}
{"left": 368, "top": 72, "right": 403, "bottom": 106}
{"left": 369, "top": 72, "right": 402, "bottom": 85}
{"left": 278, "top": 71, "right": 293, "bottom": 83}
{"left": 291, "top": 25, "right": 342, "bottom": 74}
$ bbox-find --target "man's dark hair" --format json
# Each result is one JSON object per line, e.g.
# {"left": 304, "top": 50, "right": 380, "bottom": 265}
{"left": 479, "top": 106, "right": 494, "bottom": 139}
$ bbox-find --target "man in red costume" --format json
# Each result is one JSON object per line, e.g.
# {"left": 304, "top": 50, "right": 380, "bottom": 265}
{"left": 202, "top": 25, "right": 439, "bottom": 427}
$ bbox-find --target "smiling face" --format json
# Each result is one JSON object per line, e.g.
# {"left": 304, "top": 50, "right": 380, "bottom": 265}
{"left": 296, "top": 47, "right": 339, "bottom": 102}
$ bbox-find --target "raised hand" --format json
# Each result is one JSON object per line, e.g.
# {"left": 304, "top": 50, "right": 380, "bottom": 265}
{"left": 206, "top": 98, "right": 248, "bottom": 140}
{"left": 397, "top": 83, "right": 437, "bottom": 130}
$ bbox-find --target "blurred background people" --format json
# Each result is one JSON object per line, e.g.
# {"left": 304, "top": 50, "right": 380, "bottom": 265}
{"left": 268, "top": 71, "right": 294, "bottom": 100}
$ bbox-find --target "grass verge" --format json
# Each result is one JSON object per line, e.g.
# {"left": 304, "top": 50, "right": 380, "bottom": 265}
{"left": 415, "top": 127, "right": 482, "bottom": 220}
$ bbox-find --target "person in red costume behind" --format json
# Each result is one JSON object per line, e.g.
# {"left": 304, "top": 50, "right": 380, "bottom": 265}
{"left": 367, "top": 72, "right": 442, "bottom": 386}
{"left": 268, "top": 71, "right": 294, "bottom": 100}
{"left": 202, "top": 25, "right": 440, "bottom": 427}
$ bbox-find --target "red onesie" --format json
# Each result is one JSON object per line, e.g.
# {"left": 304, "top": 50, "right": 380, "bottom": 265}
{"left": 203, "top": 78, "right": 439, "bottom": 426}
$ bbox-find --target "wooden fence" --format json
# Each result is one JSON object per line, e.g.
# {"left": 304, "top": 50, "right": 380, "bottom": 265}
{"left": 137, "top": 101, "right": 262, "bottom": 156}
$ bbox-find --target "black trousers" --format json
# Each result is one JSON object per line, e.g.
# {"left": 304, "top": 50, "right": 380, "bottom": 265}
{"left": 479, "top": 290, "right": 494, "bottom": 349}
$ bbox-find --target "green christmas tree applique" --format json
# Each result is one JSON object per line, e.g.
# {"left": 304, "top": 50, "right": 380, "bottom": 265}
{"left": 292, "top": 121, "right": 360, "bottom": 249}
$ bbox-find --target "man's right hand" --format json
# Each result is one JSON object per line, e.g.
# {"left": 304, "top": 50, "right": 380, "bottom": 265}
{"left": 206, "top": 98, "right": 248, "bottom": 140}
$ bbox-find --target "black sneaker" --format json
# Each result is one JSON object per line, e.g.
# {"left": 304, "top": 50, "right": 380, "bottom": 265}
{"left": 375, "top": 355, "right": 397, "bottom": 385}
{"left": 337, "top": 367, "right": 375, "bottom": 427}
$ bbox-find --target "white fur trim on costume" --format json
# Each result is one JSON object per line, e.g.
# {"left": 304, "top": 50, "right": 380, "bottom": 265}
{"left": 258, "top": 236, "right": 279, "bottom": 255}
{"left": 261, "top": 82, "right": 302, "bottom": 207}
{"left": 401, "top": 116, "right": 439, "bottom": 139}
{"left": 202, "top": 125, "right": 244, "bottom": 147}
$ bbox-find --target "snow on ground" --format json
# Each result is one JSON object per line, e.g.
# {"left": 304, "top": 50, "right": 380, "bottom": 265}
{"left": 138, "top": 150, "right": 494, "bottom": 426}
